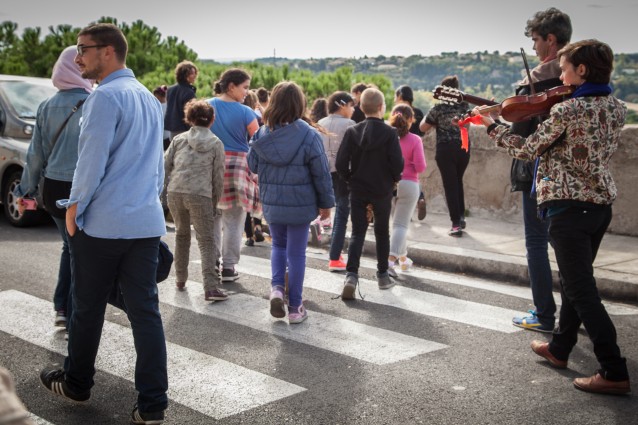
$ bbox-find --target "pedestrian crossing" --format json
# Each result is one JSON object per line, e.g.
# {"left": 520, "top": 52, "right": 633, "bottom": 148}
{"left": 0, "top": 290, "right": 305, "bottom": 420}
{"left": 303, "top": 251, "right": 638, "bottom": 316}
{"left": 2, "top": 250, "right": 636, "bottom": 424}
{"left": 234, "top": 255, "right": 527, "bottom": 333}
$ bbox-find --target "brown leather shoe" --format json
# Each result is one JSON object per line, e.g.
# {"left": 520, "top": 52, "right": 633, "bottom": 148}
{"left": 573, "top": 373, "right": 631, "bottom": 395}
{"left": 530, "top": 340, "right": 568, "bottom": 369}
{"left": 176, "top": 281, "right": 186, "bottom": 290}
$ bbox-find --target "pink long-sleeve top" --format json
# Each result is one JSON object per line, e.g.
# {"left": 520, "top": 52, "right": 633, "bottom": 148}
{"left": 399, "top": 132, "right": 426, "bottom": 182}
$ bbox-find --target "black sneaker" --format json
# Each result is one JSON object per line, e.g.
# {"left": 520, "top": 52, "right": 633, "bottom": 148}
{"left": 244, "top": 238, "right": 254, "bottom": 247}
{"left": 40, "top": 368, "right": 90, "bottom": 403}
{"left": 130, "top": 404, "right": 165, "bottom": 424}
{"left": 254, "top": 227, "right": 265, "bottom": 242}
{"left": 221, "top": 268, "right": 239, "bottom": 282}
{"left": 417, "top": 198, "right": 427, "bottom": 221}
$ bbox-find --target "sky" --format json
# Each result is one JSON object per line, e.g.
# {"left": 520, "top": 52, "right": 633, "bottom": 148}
{"left": 2, "top": 0, "right": 638, "bottom": 61}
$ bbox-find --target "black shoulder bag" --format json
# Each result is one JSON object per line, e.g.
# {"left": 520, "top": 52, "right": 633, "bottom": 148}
{"left": 38, "top": 99, "right": 85, "bottom": 218}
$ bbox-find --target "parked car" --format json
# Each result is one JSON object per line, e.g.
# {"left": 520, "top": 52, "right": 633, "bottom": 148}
{"left": 0, "top": 74, "right": 57, "bottom": 226}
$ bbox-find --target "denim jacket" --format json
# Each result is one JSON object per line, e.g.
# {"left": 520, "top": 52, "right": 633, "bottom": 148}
{"left": 14, "top": 88, "right": 88, "bottom": 197}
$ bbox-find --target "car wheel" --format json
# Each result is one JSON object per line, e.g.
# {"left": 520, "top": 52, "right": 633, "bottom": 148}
{"left": 2, "top": 170, "right": 44, "bottom": 227}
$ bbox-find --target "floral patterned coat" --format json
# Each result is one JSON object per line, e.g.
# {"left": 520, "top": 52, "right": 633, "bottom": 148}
{"left": 488, "top": 95, "right": 626, "bottom": 208}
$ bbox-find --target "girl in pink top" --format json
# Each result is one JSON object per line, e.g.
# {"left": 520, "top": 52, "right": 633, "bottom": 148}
{"left": 387, "top": 104, "right": 426, "bottom": 276}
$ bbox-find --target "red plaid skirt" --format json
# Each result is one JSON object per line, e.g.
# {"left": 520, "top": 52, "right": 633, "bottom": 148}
{"left": 218, "top": 151, "right": 261, "bottom": 214}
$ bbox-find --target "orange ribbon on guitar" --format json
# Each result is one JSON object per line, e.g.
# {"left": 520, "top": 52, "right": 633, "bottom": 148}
{"left": 456, "top": 115, "right": 484, "bottom": 151}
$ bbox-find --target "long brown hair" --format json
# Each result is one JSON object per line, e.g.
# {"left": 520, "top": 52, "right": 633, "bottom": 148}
{"left": 263, "top": 82, "right": 327, "bottom": 133}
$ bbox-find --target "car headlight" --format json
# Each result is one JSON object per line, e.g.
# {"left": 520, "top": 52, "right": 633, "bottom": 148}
{"left": 23, "top": 124, "right": 34, "bottom": 136}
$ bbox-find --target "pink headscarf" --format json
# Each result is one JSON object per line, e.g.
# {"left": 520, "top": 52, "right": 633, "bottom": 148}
{"left": 51, "top": 45, "right": 94, "bottom": 93}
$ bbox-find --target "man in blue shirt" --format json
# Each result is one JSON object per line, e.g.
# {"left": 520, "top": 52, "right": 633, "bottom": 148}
{"left": 39, "top": 23, "right": 168, "bottom": 424}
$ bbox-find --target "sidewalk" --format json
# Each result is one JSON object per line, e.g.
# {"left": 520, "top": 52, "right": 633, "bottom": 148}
{"left": 314, "top": 210, "right": 638, "bottom": 305}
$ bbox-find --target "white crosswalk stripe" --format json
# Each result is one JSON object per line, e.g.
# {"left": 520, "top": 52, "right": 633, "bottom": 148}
{"left": 158, "top": 283, "right": 448, "bottom": 365}
{"left": 28, "top": 414, "right": 55, "bottom": 425}
{"left": 304, "top": 251, "right": 638, "bottom": 316}
{"left": 0, "top": 290, "right": 305, "bottom": 420}
{"left": 234, "top": 255, "right": 524, "bottom": 333}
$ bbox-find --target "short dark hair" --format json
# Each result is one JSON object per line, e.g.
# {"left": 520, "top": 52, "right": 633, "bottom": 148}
{"left": 327, "top": 91, "right": 354, "bottom": 114}
{"left": 558, "top": 39, "right": 614, "bottom": 84}
{"left": 525, "top": 7, "right": 572, "bottom": 47}
{"left": 351, "top": 82, "right": 369, "bottom": 94}
{"left": 213, "top": 68, "right": 251, "bottom": 95}
{"left": 174, "top": 61, "right": 198, "bottom": 84}
{"left": 78, "top": 23, "right": 128, "bottom": 63}
{"left": 184, "top": 99, "right": 214, "bottom": 127}
{"left": 255, "top": 87, "right": 269, "bottom": 103}
{"left": 395, "top": 85, "right": 414, "bottom": 103}
{"left": 441, "top": 75, "right": 459, "bottom": 89}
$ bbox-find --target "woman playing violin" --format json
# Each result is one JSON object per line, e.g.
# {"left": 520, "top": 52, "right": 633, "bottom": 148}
{"left": 475, "top": 39, "right": 631, "bottom": 395}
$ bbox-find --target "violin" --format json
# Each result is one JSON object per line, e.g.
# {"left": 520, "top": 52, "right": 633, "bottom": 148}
{"left": 477, "top": 85, "right": 575, "bottom": 122}
{"left": 433, "top": 84, "right": 575, "bottom": 122}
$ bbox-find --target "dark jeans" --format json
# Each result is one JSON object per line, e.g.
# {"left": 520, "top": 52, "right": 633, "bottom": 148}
{"left": 329, "top": 173, "right": 350, "bottom": 261}
{"left": 51, "top": 216, "right": 72, "bottom": 317}
{"left": 522, "top": 191, "right": 556, "bottom": 328}
{"left": 548, "top": 205, "right": 628, "bottom": 381}
{"left": 65, "top": 231, "right": 168, "bottom": 412}
{"left": 435, "top": 149, "right": 469, "bottom": 227}
{"left": 244, "top": 213, "right": 262, "bottom": 238}
{"left": 346, "top": 193, "right": 392, "bottom": 275}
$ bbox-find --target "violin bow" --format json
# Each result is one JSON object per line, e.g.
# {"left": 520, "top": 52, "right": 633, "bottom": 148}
{"left": 520, "top": 48, "right": 536, "bottom": 95}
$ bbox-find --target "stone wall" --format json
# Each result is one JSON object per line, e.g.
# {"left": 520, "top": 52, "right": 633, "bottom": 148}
{"left": 420, "top": 124, "right": 638, "bottom": 236}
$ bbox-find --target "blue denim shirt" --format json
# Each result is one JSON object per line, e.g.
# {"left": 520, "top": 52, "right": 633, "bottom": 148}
{"left": 63, "top": 69, "right": 166, "bottom": 239}
{"left": 14, "top": 88, "right": 88, "bottom": 197}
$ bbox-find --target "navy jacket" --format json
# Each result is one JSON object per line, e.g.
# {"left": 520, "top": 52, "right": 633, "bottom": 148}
{"left": 336, "top": 117, "right": 404, "bottom": 199}
{"left": 248, "top": 119, "right": 334, "bottom": 225}
{"left": 164, "top": 82, "right": 196, "bottom": 132}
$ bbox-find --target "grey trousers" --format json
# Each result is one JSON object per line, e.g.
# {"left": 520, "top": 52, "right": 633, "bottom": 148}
{"left": 168, "top": 192, "right": 220, "bottom": 291}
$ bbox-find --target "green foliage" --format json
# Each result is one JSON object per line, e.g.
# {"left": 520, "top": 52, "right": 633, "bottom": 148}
{"left": 0, "top": 18, "right": 197, "bottom": 78}
{"left": 3, "top": 17, "right": 636, "bottom": 120}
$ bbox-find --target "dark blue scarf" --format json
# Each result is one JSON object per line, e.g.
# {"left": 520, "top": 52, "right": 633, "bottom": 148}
{"left": 570, "top": 82, "right": 612, "bottom": 98}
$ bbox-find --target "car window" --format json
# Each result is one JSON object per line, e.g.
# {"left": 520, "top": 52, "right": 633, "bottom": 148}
{"left": 0, "top": 81, "right": 56, "bottom": 119}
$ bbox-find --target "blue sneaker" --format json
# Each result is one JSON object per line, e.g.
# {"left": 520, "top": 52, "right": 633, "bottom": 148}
{"left": 512, "top": 310, "right": 553, "bottom": 333}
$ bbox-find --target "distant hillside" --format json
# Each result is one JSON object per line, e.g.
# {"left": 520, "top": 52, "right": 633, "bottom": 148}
{"left": 252, "top": 51, "right": 638, "bottom": 105}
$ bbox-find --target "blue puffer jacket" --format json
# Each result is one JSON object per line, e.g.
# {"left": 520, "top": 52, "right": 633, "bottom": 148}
{"left": 248, "top": 119, "right": 334, "bottom": 225}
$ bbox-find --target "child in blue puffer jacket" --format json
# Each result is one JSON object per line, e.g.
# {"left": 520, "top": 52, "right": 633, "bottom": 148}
{"left": 248, "top": 81, "right": 334, "bottom": 324}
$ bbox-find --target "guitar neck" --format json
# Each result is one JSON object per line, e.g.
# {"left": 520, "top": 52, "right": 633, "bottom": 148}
{"left": 461, "top": 93, "right": 499, "bottom": 107}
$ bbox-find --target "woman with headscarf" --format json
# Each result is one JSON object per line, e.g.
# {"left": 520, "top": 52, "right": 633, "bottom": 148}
{"left": 14, "top": 45, "right": 93, "bottom": 331}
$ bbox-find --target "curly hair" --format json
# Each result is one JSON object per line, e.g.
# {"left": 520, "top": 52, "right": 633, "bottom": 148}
{"left": 525, "top": 7, "right": 572, "bottom": 46}
{"left": 184, "top": 99, "right": 214, "bottom": 127}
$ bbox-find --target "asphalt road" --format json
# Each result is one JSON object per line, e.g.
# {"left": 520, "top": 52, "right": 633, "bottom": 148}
{"left": 1, "top": 213, "right": 637, "bottom": 425}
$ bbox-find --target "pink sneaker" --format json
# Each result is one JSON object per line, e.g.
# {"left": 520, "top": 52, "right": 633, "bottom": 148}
{"left": 288, "top": 305, "right": 308, "bottom": 324}
{"left": 270, "top": 286, "right": 286, "bottom": 318}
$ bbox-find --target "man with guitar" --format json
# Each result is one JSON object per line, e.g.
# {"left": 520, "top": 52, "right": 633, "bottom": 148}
{"left": 504, "top": 8, "right": 572, "bottom": 334}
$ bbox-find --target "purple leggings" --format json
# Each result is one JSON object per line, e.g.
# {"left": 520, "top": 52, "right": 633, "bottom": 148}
{"left": 269, "top": 223, "right": 310, "bottom": 308}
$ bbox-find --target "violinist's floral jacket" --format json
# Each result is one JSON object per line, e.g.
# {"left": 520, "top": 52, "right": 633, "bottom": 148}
{"left": 487, "top": 95, "right": 626, "bottom": 209}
